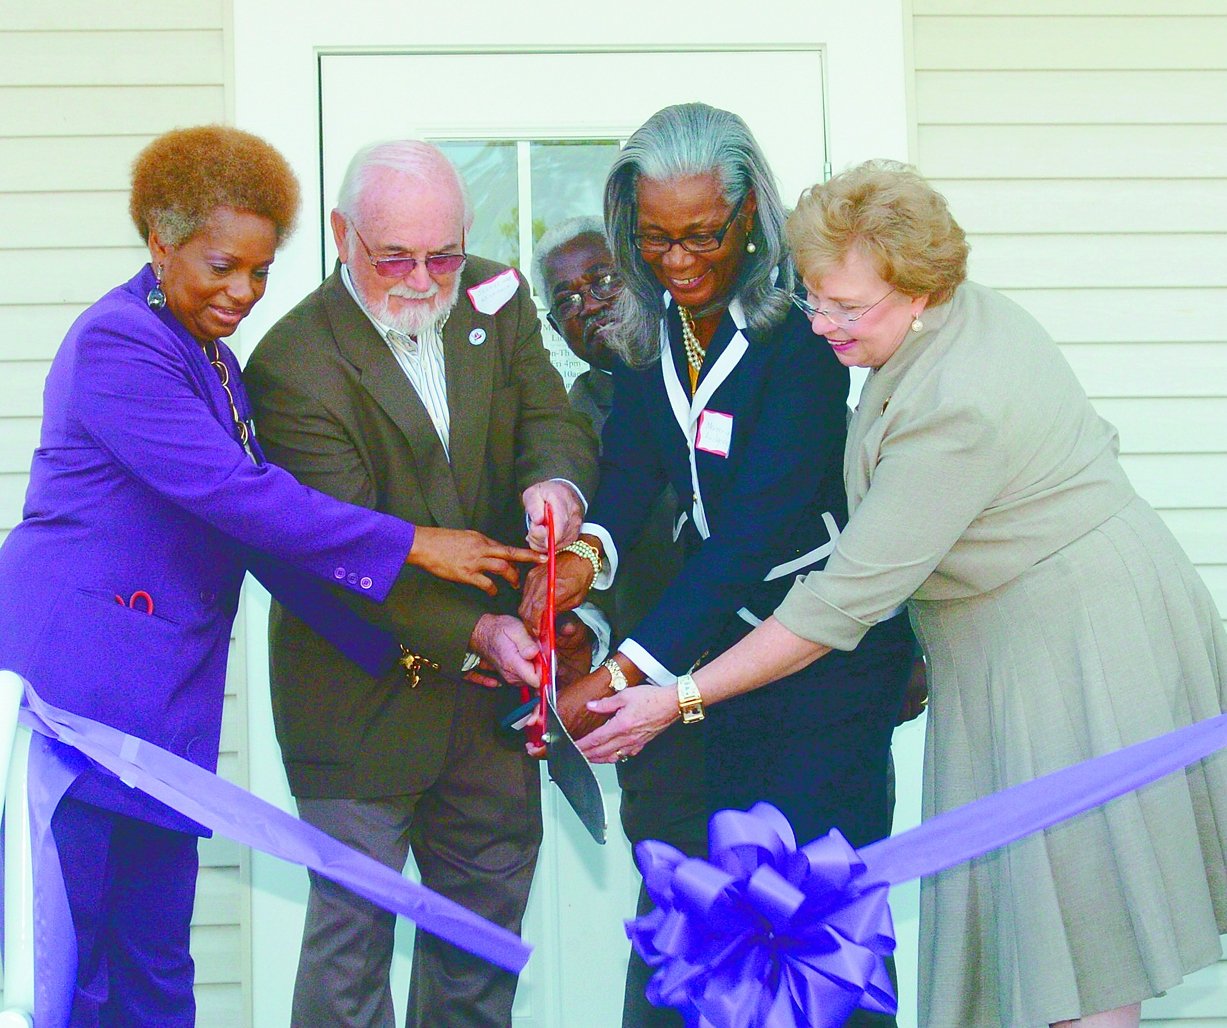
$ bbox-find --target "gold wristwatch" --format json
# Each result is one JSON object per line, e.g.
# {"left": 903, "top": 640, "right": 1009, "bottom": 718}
{"left": 675, "top": 673, "right": 705, "bottom": 724}
{"left": 602, "top": 657, "right": 629, "bottom": 693}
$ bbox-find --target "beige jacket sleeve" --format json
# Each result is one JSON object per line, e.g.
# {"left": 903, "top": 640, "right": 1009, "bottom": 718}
{"left": 775, "top": 391, "right": 1011, "bottom": 650}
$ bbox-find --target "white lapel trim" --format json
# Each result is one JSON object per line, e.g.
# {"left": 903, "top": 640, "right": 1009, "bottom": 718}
{"left": 691, "top": 295, "right": 749, "bottom": 417}
{"left": 657, "top": 294, "right": 753, "bottom": 542}
{"left": 660, "top": 295, "right": 692, "bottom": 438}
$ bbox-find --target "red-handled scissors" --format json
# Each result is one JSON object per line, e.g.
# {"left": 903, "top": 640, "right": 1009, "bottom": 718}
{"left": 115, "top": 590, "right": 154, "bottom": 615}
{"left": 522, "top": 504, "right": 555, "bottom": 752}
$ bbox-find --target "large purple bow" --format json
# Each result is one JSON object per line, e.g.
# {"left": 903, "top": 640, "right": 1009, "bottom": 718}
{"left": 629, "top": 802, "right": 895, "bottom": 1028}
{"left": 630, "top": 711, "right": 1227, "bottom": 1027}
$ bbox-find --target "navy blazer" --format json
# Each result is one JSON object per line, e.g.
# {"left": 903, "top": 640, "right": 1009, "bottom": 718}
{"left": 0, "top": 266, "right": 414, "bottom": 830}
{"left": 587, "top": 294, "right": 915, "bottom": 846}
{"left": 588, "top": 298, "right": 850, "bottom": 679}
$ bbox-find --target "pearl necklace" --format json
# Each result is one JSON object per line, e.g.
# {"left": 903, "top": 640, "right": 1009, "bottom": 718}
{"left": 678, "top": 306, "right": 705, "bottom": 373}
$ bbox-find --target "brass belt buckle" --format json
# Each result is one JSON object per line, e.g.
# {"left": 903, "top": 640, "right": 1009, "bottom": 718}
{"left": 398, "top": 646, "right": 439, "bottom": 688}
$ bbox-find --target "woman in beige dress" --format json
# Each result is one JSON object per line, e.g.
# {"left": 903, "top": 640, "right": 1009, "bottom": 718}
{"left": 576, "top": 159, "right": 1227, "bottom": 1027}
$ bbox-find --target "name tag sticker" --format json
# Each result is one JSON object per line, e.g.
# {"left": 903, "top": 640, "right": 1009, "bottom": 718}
{"left": 467, "top": 268, "right": 519, "bottom": 315}
{"left": 695, "top": 409, "right": 733, "bottom": 458}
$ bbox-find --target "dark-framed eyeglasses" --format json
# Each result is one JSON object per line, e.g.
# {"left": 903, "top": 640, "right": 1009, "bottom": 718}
{"left": 790, "top": 287, "right": 896, "bottom": 328}
{"left": 633, "top": 194, "right": 746, "bottom": 256}
{"left": 352, "top": 224, "right": 467, "bottom": 278}
{"left": 549, "top": 272, "right": 623, "bottom": 321}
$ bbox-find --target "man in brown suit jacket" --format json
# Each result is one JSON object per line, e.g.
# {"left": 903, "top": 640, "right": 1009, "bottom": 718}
{"left": 246, "top": 141, "right": 597, "bottom": 1028}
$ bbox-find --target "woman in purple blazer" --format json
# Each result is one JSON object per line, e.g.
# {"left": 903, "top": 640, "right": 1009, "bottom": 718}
{"left": 0, "top": 125, "right": 536, "bottom": 1027}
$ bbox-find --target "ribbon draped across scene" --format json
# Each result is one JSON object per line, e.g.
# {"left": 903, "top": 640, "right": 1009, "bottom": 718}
{"left": 629, "top": 711, "right": 1227, "bottom": 1028}
{"left": 15, "top": 680, "right": 531, "bottom": 1028}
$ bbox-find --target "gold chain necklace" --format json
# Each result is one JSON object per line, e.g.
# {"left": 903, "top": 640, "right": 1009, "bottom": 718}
{"left": 201, "top": 340, "right": 257, "bottom": 462}
{"left": 678, "top": 306, "right": 706, "bottom": 373}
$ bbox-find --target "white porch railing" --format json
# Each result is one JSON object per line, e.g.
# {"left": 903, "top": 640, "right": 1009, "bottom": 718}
{"left": 0, "top": 669, "right": 35, "bottom": 1027}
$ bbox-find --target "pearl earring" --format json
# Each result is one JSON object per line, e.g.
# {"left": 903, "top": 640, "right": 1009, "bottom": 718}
{"left": 745, "top": 239, "right": 757, "bottom": 254}
{"left": 911, "top": 315, "right": 924, "bottom": 332}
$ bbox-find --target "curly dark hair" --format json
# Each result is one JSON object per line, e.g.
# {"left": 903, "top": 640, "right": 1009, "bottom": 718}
{"left": 129, "top": 124, "right": 300, "bottom": 246}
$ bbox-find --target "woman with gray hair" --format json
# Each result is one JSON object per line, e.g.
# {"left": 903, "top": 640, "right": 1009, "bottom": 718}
{"left": 521, "top": 104, "right": 918, "bottom": 1027}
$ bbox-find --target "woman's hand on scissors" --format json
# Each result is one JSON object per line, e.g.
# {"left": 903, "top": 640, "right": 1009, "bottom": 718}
{"left": 576, "top": 683, "right": 679, "bottom": 763}
{"left": 406, "top": 527, "right": 543, "bottom": 596}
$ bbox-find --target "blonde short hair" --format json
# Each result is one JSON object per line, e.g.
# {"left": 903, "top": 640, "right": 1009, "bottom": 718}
{"left": 786, "top": 160, "right": 968, "bottom": 305}
{"left": 130, "top": 125, "right": 300, "bottom": 246}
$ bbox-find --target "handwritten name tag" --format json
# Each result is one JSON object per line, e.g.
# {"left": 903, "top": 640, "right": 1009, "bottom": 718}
{"left": 467, "top": 268, "right": 519, "bottom": 315}
{"left": 695, "top": 409, "right": 733, "bottom": 458}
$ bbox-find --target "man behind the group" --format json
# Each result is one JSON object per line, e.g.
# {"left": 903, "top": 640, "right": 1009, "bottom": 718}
{"left": 532, "top": 219, "right": 692, "bottom": 1027}
{"left": 246, "top": 141, "right": 597, "bottom": 1028}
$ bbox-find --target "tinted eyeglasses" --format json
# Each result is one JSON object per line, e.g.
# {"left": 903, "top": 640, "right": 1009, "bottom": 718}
{"left": 550, "top": 272, "right": 623, "bottom": 322}
{"left": 790, "top": 288, "right": 896, "bottom": 328}
{"left": 352, "top": 225, "right": 467, "bottom": 278}
{"left": 634, "top": 195, "right": 746, "bottom": 255}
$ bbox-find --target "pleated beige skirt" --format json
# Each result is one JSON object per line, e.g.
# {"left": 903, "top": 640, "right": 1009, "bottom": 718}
{"left": 912, "top": 496, "right": 1227, "bottom": 1027}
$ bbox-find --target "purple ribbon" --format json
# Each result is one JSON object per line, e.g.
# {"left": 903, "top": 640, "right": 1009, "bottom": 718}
{"left": 630, "top": 712, "right": 1227, "bottom": 1027}
{"left": 17, "top": 681, "right": 532, "bottom": 1028}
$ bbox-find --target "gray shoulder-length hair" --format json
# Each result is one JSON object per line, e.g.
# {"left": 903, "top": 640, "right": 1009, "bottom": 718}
{"left": 604, "top": 102, "right": 793, "bottom": 366}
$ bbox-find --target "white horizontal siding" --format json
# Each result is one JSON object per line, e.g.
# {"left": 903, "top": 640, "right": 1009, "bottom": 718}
{"left": 969, "top": 234, "right": 1227, "bottom": 288}
{"left": 1096, "top": 399, "right": 1227, "bottom": 453}
{"left": 1160, "top": 510, "right": 1227, "bottom": 566}
{"left": 2, "top": 307, "right": 85, "bottom": 360}
{"left": 1, "top": 85, "right": 225, "bottom": 136}
{"left": 0, "top": 8, "right": 247, "bottom": 1022}
{"left": 0, "top": 135, "right": 162, "bottom": 191}
{"left": 913, "top": 0, "right": 1227, "bottom": 13}
{"left": 917, "top": 124, "right": 1227, "bottom": 178}
{"left": 914, "top": 16, "right": 1227, "bottom": 70}
{"left": 1052, "top": 343, "right": 1227, "bottom": 397}
{"left": 913, "top": 3, "right": 1227, "bottom": 1021}
{"left": 0, "top": 248, "right": 150, "bottom": 305}
{"left": 1, "top": 363, "right": 49, "bottom": 420}
{"left": 0, "top": 0, "right": 225, "bottom": 31}
{"left": 931, "top": 180, "right": 1227, "bottom": 234}
{"left": 0, "top": 419, "right": 40, "bottom": 473}
{"left": 0, "top": 31, "right": 224, "bottom": 85}
{"left": 0, "top": 191, "right": 138, "bottom": 249}
{"left": 917, "top": 70, "right": 1227, "bottom": 124}
{"left": 1003, "top": 292, "right": 1223, "bottom": 344}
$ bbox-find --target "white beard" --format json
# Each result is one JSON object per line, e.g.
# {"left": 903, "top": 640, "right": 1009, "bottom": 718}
{"left": 373, "top": 277, "right": 461, "bottom": 338}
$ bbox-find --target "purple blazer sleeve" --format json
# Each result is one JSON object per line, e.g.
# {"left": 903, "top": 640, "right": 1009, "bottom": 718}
{"left": 64, "top": 293, "right": 414, "bottom": 602}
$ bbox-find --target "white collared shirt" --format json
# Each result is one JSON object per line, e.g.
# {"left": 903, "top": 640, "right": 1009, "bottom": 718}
{"left": 341, "top": 263, "right": 452, "bottom": 460}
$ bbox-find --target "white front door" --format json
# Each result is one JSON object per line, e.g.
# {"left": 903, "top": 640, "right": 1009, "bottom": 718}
{"left": 234, "top": 7, "right": 912, "bottom": 1027}
{"left": 318, "top": 49, "right": 828, "bottom": 385}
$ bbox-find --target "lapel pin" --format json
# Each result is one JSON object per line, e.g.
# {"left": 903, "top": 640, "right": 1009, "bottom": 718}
{"left": 468, "top": 328, "right": 487, "bottom": 346}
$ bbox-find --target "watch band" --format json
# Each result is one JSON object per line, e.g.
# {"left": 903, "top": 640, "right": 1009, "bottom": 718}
{"left": 675, "top": 673, "right": 705, "bottom": 724}
{"left": 560, "top": 540, "right": 602, "bottom": 580}
{"left": 602, "top": 657, "right": 628, "bottom": 693}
